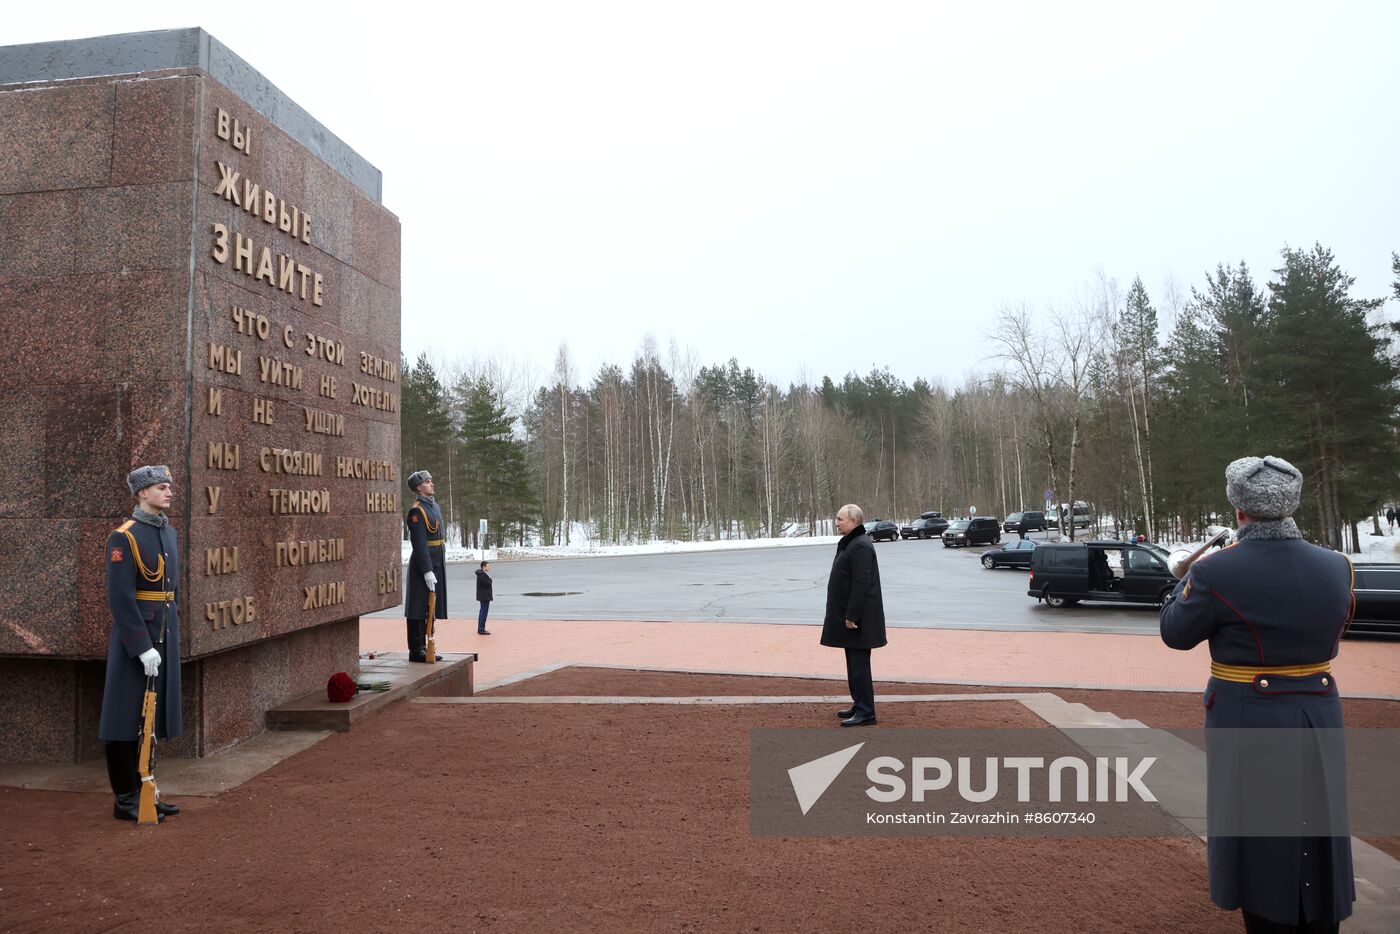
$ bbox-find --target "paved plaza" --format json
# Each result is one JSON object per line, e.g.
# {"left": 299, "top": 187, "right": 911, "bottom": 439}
{"left": 370, "top": 536, "right": 1173, "bottom": 636}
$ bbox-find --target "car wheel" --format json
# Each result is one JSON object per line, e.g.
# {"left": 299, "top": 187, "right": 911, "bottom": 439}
{"left": 982, "top": 554, "right": 995, "bottom": 569}
{"left": 1044, "top": 591, "right": 1068, "bottom": 608}
{"left": 994, "top": 536, "right": 1001, "bottom": 544}
{"left": 1158, "top": 586, "right": 1175, "bottom": 606}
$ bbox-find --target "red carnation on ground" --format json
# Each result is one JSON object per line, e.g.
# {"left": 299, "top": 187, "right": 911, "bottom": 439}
{"left": 326, "top": 671, "right": 358, "bottom": 703}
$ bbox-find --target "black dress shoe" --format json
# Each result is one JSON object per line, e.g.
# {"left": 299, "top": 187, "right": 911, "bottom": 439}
{"left": 113, "top": 793, "right": 163, "bottom": 822}
{"left": 409, "top": 655, "right": 429, "bottom": 663}
{"left": 837, "top": 707, "right": 855, "bottom": 719}
{"left": 156, "top": 800, "right": 180, "bottom": 817}
{"left": 477, "top": 630, "right": 491, "bottom": 636}
{"left": 840, "top": 713, "right": 877, "bottom": 728}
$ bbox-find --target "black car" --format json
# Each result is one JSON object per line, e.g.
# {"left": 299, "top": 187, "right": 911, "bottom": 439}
{"left": 1028, "top": 540, "right": 1175, "bottom": 607}
{"left": 942, "top": 517, "right": 1000, "bottom": 547}
{"left": 864, "top": 520, "right": 900, "bottom": 542}
{"left": 919, "top": 512, "right": 950, "bottom": 535}
{"left": 1003, "top": 511, "right": 1047, "bottom": 534}
{"left": 982, "top": 538, "right": 1038, "bottom": 568}
{"left": 1348, "top": 564, "right": 1400, "bottom": 639}
{"left": 900, "top": 517, "right": 942, "bottom": 540}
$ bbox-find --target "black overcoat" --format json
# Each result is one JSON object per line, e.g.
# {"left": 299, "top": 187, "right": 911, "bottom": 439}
{"left": 1160, "top": 536, "right": 1354, "bottom": 926}
{"left": 404, "top": 497, "right": 447, "bottom": 620}
{"left": 99, "top": 518, "right": 182, "bottom": 741}
{"left": 476, "top": 569, "right": 493, "bottom": 603}
{"left": 821, "top": 527, "right": 887, "bottom": 650}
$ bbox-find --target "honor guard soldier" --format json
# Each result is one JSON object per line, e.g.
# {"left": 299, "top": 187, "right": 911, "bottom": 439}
{"left": 1161, "top": 456, "right": 1354, "bottom": 933}
{"left": 100, "top": 466, "right": 182, "bottom": 822}
{"left": 405, "top": 470, "right": 446, "bottom": 662}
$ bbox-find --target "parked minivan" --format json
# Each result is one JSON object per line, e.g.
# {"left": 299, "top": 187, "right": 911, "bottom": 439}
{"left": 1004, "top": 510, "right": 1047, "bottom": 534}
{"left": 943, "top": 517, "right": 1001, "bottom": 547}
{"left": 1028, "top": 540, "right": 1176, "bottom": 607}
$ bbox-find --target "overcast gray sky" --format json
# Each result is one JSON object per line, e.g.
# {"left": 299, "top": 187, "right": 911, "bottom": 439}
{"left": 9, "top": 1, "right": 1399, "bottom": 390}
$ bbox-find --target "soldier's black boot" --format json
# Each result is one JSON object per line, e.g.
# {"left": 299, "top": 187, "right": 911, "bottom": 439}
{"left": 113, "top": 792, "right": 163, "bottom": 822}
{"left": 407, "top": 618, "right": 427, "bottom": 661}
{"left": 156, "top": 799, "right": 181, "bottom": 817}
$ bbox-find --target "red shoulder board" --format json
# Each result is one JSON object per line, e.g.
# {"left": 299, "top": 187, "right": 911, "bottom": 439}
{"left": 110, "top": 547, "right": 124, "bottom": 562}
{"left": 410, "top": 513, "right": 419, "bottom": 523}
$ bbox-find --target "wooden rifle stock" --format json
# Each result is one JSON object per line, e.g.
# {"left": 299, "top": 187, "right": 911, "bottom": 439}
{"left": 425, "top": 590, "right": 437, "bottom": 663}
{"left": 137, "top": 676, "right": 159, "bottom": 826}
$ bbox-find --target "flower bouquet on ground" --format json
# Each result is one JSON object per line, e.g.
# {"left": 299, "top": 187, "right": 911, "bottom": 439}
{"left": 326, "top": 672, "right": 392, "bottom": 702}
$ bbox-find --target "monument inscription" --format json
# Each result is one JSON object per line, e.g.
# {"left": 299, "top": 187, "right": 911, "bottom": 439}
{"left": 0, "top": 28, "right": 402, "bottom": 761}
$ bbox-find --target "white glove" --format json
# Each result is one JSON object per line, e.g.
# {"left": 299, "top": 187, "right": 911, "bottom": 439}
{"left": 424, "top": 572, "right": 438, "bottom": 590}
{"left": 139, "top": 648, "right": 161, "bottom": 678}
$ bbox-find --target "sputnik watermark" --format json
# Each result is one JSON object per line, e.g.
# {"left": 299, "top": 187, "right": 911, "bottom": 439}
{"left": 863, "top": 754, "right": 1157, "bottom": 803}
{"left": 785, "top": 742, "right": 1155, "bottom": 817}
{"left": 752, "top": 727, "right": 1400, "bottom": 838}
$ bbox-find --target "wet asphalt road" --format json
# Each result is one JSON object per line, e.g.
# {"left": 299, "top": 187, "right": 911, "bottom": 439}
{"left": 370, "top": 532, "right": 1163, "bottom": 636}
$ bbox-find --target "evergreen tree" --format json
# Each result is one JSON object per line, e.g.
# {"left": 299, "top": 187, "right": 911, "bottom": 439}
{"left": 1257, "top": 244, "right": 1398, "bottom": 548}
{"left": 458, "top": 376, "right": 537, "bottom": 546}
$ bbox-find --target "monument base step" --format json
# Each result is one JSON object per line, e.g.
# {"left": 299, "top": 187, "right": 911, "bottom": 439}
{"left": 266, "top": 652, "right": 476, "bottom": 732}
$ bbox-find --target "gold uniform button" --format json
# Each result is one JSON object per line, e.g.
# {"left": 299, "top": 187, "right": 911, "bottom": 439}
{"left": 1321, "top": 677, "right": 1328, "bottom": 686}
{"left": 1259, "top": 679, "right": 1270, "bottom": 688}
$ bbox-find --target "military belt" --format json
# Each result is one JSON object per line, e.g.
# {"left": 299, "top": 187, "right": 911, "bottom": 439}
{"left": 135, "top": 590, "right": 176, "bottom": 602}
{"left": 1210, "top": 660, "right": 1331, "bottom": 684}
{"left": 427, "top": 539, "right": 445, "bottom": 547}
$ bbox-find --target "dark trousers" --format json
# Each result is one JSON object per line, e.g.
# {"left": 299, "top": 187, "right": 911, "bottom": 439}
{"left": 104, "top": 740, "right": 139, "bottom": 798}
{"left": 406, "top": 618, "right": 426, "bottom": 657}
{"left": 478, "top": 602, "right": 490, "bottom": 632}
{"left": 844, "top": 648, "right": 875, "bottom": 718}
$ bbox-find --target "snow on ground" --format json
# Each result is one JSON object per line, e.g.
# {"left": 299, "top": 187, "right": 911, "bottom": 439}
{"left": 401, "top": 532, "right": 839, "bottom": 564}
{"left": 497, "top": 535, "right": 842, "bottom": 560}
{"left": 398, "top": 521, "right": 1400, "bottom": 565}
{"left": 1356, "top": 527, "right": 1400, "bottom": 564}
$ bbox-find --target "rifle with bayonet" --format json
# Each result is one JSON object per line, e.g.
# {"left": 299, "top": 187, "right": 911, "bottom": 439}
{"left": 136, "top": 674, "right": 159, "bottom": 826}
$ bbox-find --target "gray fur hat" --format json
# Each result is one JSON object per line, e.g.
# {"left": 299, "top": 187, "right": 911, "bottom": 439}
{"left": 1225, "top": 455, "right": 1303, "bottom": 519}
{"left": 407, "top": 470, "right": 432, "bottom": 491}
{"left": 127, "top": 465, "right": 173, "bottom": 495}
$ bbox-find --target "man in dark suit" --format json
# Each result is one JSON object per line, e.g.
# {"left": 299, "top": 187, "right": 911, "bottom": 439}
{"left": 101, "top": 465, "right": 182, "bottom": 822}
{"left": 404, "top": 470, "right": 447, "bottom": 662}
{"left": 822, "top": 503, "right": 887, "bottom": 727}
{"left": 1161, "top": 455, "right": 1354, "bottom": 933}
{"left": 474, "top": 561, "right": 493, "bottom": 635}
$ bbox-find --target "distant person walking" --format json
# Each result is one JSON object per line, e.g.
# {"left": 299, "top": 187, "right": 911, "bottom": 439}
{"left": 822, "top": 504, "right": 887, "bottom": 727}
{"left": 1387, "top": 505, "right": 1395, "bottom": 532}
{"left": 475, "top": 561, "right": 493, "bottom": 635}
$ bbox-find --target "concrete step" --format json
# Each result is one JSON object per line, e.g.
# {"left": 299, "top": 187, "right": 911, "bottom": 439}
{"left": 267, "top": 652, "right": 476, "bottom": 732}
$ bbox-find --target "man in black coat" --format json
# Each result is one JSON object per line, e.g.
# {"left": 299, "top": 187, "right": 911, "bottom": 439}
{"left": 822, "top": 503, "right": 887, "bottom": 727}
{"left": 101, "top": 465, "right": 182, "bottom": 822}
{"left": 404, "top": 470, "right": 447, "bottom": 662}
{"left": 1161, "top": 455, "right": 1354, "bottom": 932}
{"left": 475, "top": 561, "right": 493, "bottom": 635}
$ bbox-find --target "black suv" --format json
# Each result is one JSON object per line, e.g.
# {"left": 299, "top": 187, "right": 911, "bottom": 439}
{"left": 942, "top": 517, "right": 1000, "bottom": 547}
{"left": 919, "top": 512, "right": 950, "bottom": 535}
{"left": 1028, "top": 540, "right": 1176, "bottom": 607}
{"left": 900, "top": 517, "right": 942, "bottom": 540}
{"left": 1003, "top": 511, "right": 1047, "bottom": 534}
{"left": 864, "top": 520, "right": 900, "bottom": 542}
